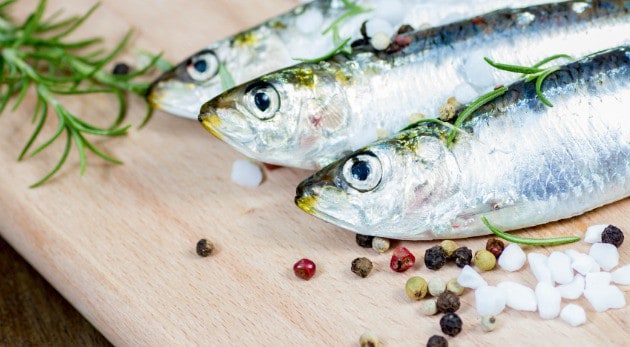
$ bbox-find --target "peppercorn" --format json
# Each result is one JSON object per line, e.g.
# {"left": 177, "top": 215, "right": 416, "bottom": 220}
{"left": 372, "top": 237, "right": 390, "bottom": 253}
{"left": 406, "top": 276, "right": 428, "bottom": 300}
{"left": 397, "top": 24, "right": 414, "bottom": 35}
{"left": 390, "top": 246, "right": 415, "bottom": 272}
{"left": 359, "top": 331, "right": 379, "bottom": 347}
{"left": 195, "top": 238, "right": 214, "bottom": 257}
{"left": 436, "top": 291, "right": 461, "bottom": 313}
{"left": 424, "top": 246, "right": 448, "bottom": 270}
{"left": 473, "top": 250, "right": 497, "bottom": 271}
{"left": 481, "top": 315, "right": 497, "bottom": 332}
{"left": 356, "top": 234, "right": 374, "bottom": 248}
{"left": 446, "top": 278, "right": 464, "bottom": 296}
{"left": 440, "top": 240, "right": 458, "bottom": 258}
{"left": 601, "top": 225, "right": 624, "bottom": 248}
{"left": 112, "top": 62, "right": 130, "bottom": 75}
{"left": 428, "top": 277, "right": 446, "bottom": 297}
{"left": 293, "top": 258, "right": 316, "bottom": 280}
{"left": 452, "top": 247, "right": 472, "bottom": 268}
{"left": 485, "top": 238, "right": 505, "bottom": 258}
{"left": 351, "top": 257, "right": 373, "bottom": 278}
{"left": 426, "top": 335, "right": 448, "bottom": 347}
{"left": 422, "top": 300, "right": 438, "bottom": 316}
{"left": 440, "top": 312, "right": 463, "bottom": 337}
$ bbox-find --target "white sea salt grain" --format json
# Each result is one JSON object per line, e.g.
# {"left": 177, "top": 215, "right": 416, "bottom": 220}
{"left": 549, "top": 251, "right": 574, "bottom": 285}
{"left": 611, "top": 264, "right": 630, "bottom": 285}
{"left": 365, "top": 18, "right": 395, "bottom": 38}
{"left": 457, "top": 265, "right": 487, "bottom": 289}
{"left": 497, "top": 281, "right": 537, "bottom": 311}
{"left": 535, "top": 282, "right": 561, "bottom": 319}
{"left": 453, "top": 83, "right": 478, "bottom": 104}
{"left": 584, "top": 224, "right": 608, "bottom": 243}
{"left": 589, "top": 243, "right": 619, "bottom": 271}
{"left": 585, "top": 272, "right": 611, "bottom": 291}
{"left": 557, "top": 274, "right": 585, "bottom": 300}
{"left": 583, "top": 285, "right": 626, "bottom": 312}
{"left": 370, "top": 32, "right": 391, "bottom": 51}
{"left": 464, "top": 51, "right": 495, "bottom": 88}
{"left": 373, "top": 0, "right": 404, "bottom": 25}
{"left": 528, "top": 253, "right": 552, "bottom": 284}
{"left": 231, "top": 160, "right": 263, "bottom": 187}
{"left": 498, "top": 244, "right": 526, "bottom": 272}
{"left": 571, "top": 253, "right": 600, "bottom": 276}
{"left": 295, "top": 9, "right": 324, "bottom": 34}
{"left": 475, "top": 285, "right": 506, "bottom": 316}
{"left": 560, "top": 304, "right": 587, "bottom": 327}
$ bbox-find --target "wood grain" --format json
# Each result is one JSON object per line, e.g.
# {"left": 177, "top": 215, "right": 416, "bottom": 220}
{"left": 1, "top": 1, "right": 628, "bottom": 346}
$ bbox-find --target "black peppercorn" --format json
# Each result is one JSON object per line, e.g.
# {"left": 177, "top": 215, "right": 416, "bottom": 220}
{"left": 356, "top": 233, "right": 375, "bottom": 248}
{"left": 196, "top": 239, "right": 214, "bottom": 257}
{"left": 426, "top": 335, "right": 448, "bottom": 347}
{"left": 351, "top": 257, "right": 373, "bottom": 278}
{"left": 486, "top": 238, "right": 505, "bottom": 258}
{"left": 601, "top": 225, "right": 624, "bottom": 248}
{"left": 452, "top": 247, "right": 472, "bottom": 268}
{"left": 397, "top": 24, "right": 414, "bottom": 35}
{"left": 112, "top": 62, "right": 130, "bottom": 75}
{"left": 440, "top": 312, "right": 463, "bottom": 337}
{"left": 424, "top": 246, "right": 448, "bottom": 270}
{"left": 436, "top": 291, "right": 460, "bottom": 313}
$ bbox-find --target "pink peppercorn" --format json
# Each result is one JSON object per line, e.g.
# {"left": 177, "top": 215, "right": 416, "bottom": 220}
{"left": 293, "top": 258, "right": 316, "bottom": 280}
{"left": 390, "top": 247, "right": 416, "bottom": 272}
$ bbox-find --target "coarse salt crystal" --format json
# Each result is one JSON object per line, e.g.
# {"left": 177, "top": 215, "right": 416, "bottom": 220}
{"left": 231, "top": 160, "right": 263, "bottom": 187}
{"left": 463, "top": 51, "right": 495, "bottom": 88}
{"left": 475, "top": 285, "right": 506, "bottom": 316}
{"left": 370, "top": 32, "right": 391, "bottom": 51}
{"left": 498, "top": 243, "right": 526, "bottom": 272}
{"left": 585, "top": 272, "right": 611, "bottom": 291}
{"left": 295, "top": 9, "right": 324, "bottom": 34}
{"left": 528, "top": 253, "right": 552, "bottom": 284}
{"left": 583, "top": 285, "right": 626, "bottom": 312}
{"left": 557, "top": 274, "right": 584, "bottom": 300}
{"left": 611, "top": 264, "right": 630, "bottom": 285}
{"left": 373, "top": 0, "right": 404, "bottom": 26}
{"left": 589, "top": 243, "right": 619, "bottom": 271}
{"left": 560, "top": 304, "right": 587, "bottom": 327}
{"left": 535, "top": 282, "right": 561, "bottom": 319}
{"left": 457, "top": 265, "right": 487, "bottom": 289}
{"left": 365, "top": 18, "right": 395, "bottom": 38}
{"left": 584, "top": 224, "right": 608, "bottom": 243}
{"left": 570, "top": 252, "right": 600, "bottom": 276}
{"left": 497, "top": 281, "right": 537, "bottom": 311}
{"left": 453, "top": 83, "right": 478, "bottom": 104}
{"left": 549, "top": 251, "right": 574, "bottom": 285}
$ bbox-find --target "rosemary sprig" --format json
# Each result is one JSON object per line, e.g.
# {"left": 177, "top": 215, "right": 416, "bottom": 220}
{"left": 1, "top": 0, "right": 160, "bottom": 187}
{"left": 482, "top": 216, "right": 581, "bottom": 246}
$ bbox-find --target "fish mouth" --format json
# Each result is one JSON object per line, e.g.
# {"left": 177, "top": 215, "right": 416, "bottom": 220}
{"left": 198, "top": 105, "right": 223, "bottom": 140}
{"left": 198, "top": 99, "right": 257, "bottom": 152}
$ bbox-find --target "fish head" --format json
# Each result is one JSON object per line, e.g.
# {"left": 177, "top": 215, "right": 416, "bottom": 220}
{"left": 295, "top": 129, "right": 460, "bottom": 239}
{"left": 147, "top": 49, "right": 225, "bottom": 118}
{"left": 198, "top": 63, "right": 351, "bottom": 168}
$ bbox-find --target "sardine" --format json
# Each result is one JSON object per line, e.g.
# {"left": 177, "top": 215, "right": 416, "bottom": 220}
{"left": 148, "top": 0, "right": 554, "bottom": 118}
{"left": 294, "top": 46, "right": 630, "bottom": 240}
{"left": 199, "top": 0, "right": 630, "bottom": 168}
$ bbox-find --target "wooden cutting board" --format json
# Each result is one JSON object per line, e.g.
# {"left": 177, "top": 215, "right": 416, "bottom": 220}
{"left": 1, "top": 1, "right": 628, "bottom": 345}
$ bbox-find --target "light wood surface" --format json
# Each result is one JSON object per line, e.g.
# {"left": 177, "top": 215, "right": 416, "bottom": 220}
{"left": 1, "top": 1, "right": 628, "bottom": 346}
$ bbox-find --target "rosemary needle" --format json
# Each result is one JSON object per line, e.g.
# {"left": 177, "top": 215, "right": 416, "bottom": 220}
{"left": 481, "top": 216, "right": 581, "bottom": 246}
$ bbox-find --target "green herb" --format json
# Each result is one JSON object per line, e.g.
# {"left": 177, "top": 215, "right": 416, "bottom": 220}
{"left": 1, "top": 0, "right": 160, "bottom": 187}
{"left": 322, "top": 0, "right": 371, "bottom": 36}
{"left": 481, "top": 216, "right": 581, "bottom": 246}
{"left": 218, "top": 62, "right": 235, "bottom": 90}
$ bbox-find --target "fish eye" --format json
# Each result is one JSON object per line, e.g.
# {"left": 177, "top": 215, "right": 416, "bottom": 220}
{"left": 186, "top": 50, "right": 219, "bottom": 82}
{"left": 342, "top": 152, "right": 382, "bottom": 192}
{"left": 244, "top": 81, "right": 280, "bottom": 120}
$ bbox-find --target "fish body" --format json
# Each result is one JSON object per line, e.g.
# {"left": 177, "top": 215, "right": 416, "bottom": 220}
{"left": 295, "top": 46, "right": 630, "bottom": 240}
{"left": 200, "top": 0, "right": 630, "bottom": 168}
{"left": 149, "top": 0, "right": 554, "bottom": 118}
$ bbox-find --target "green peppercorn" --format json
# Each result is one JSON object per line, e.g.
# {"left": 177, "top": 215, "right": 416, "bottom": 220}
{"left": 601, "top": 225, "right": 624, "bottom": 248}
{"left": 436, "top": 291, "right": 460, "bottom": 313}
{"left": 359, "top": 331, "right": 379, "bottom": 347}
{"left": 440, "top": 240, "right": 458, "bottom": 258}
{"left": 452, "top": 247, "right": 472, "bottom": 268}
{"left": 428, "top": 277, "right": 446, "bottom": 296}
{"left": 481, "top": 315, "right": 497, "bottom": 332}
{"left": 372, "top": 237, "right": 390, "bottom": 253}
{"left": 440, "top": 312, "right": 463, "bottom": 337}
{"left": 473, "top": 250, "right": 497, "bottom": 271}
{"left": 405, "top": 276, "right": 428, "bottom": 300}
{"left": 422, "top": 300, "right": 438, "bottom": 316}
{"left": 425, "top": 246, "right": 448, "bottom": 270}
{"left": 446, "top": 278, "right": 464, "bottom": 296}
{"left": 356, "top": 234, "right": 374, "bottom": 248}
{"left": 351, "top": 257, "right": 373, "bottom": 278}
{"left": 426, "top": 335, "right": 448, "bottom": 347}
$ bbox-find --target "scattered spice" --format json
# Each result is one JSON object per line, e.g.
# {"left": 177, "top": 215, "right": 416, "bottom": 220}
{"left": 481, "top": 315, "right": 497, "bottom": 332}
{"left": 601, "top": 225, "right": 624, "bottom": 248}
{"left": 396, "top": 24, "right": 415, "bottom": 35}
{"left": 293, "top": 258, "right": 316, "bottom": 280}
{"left": 195, "top": 239, "right": 214, "bottom": 257}
{"left": 438, "top": 97, "right": 461, "bottom": 121}
{"left": 446, "top": 278, "right": 465, "bottom": 296}
{"left": 436, "top": 291, "right": 461, "bottom": 313}
{"left": 440, "top": 313, "right": 463, "bottom": 337}
{"left": 453, "top": 247, "right": 472, "bottom": 268}
{"left": 370, "top": 32, "right": 391, "bottom": 51}
{"left": 372, "top": 237, "right": 390, "bottom": 253}
{"left": 422, "top": 300, "right": 438, "bottom": 316}
{"left": 428, "top": 277, "right": 446, "bottom": 297}
{"left": 112, "top": 62, "right": 130, "bottom": 75}
{"left": 359, "top": 331, "right": 379, "bottom": 347}
{"left": 405, "top": 276, "right": 428, "bottom": 300}
{"left": 486, "top": 238, "right": 505, "bottom": 258}
{"left": 426, "top": 335, "right": 448, "bottom": 347}
{"left": 356, "top": 234, "right": 374, "bottom": 248}
{"left": 385, "top": 34, "right": 412, "bottom": 53}
{"left": 425, "top": 246, "right": 448, "bottom": 270}
{"left": 440, "top": 240, "right": 458, "bottom": 258}
{"left": 473, "top": 250, "right": 497, "bottom": 271}
{"left": 351, "top": 257, "right": 373, "bottom": 278}
{"left": 390, "top": 246, "right": 416, "bottom": 272}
